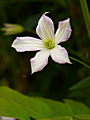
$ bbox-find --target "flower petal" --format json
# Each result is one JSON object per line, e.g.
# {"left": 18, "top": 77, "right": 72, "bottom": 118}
{"left": 51, "top": 45, "right": 71, "bottom": 64}
{"left": 30, "top": 50, "right": 50, "bottom": 74}
{"left": 1, "top": 117, "right": 15, "bottom": 120}
{"left": 55, "top": 18, "right": 72, "bottom": 44}
{"left": 11, "top": 37, "right": 44, "bottom": 52}
{"left": 36, "top": 13, "right": 54, "bottom": 40}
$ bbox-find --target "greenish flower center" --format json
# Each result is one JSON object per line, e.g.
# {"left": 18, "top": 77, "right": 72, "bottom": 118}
{"left": 43, "top": 39, "right": 55, "bottom": 49}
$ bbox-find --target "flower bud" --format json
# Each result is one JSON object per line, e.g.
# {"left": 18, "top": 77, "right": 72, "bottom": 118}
{"left": 1, "top": 23, "right": 24, "bottom": 35}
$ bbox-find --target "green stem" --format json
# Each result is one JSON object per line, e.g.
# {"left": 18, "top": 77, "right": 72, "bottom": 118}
{"left": 69, "top": 56, "right": 90, "bottom": 69}
{"left": 67, "top": 48, "right": 90, "bottom": 64}
{"left": 79, "top": 0, "right": 90, "bottom": 39}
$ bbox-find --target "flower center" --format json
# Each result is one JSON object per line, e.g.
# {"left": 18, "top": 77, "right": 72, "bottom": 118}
{"left": 43, "top": 39, "right": 55, "bottom": 49}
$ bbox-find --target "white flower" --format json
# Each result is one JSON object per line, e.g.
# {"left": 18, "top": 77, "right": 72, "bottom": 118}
{"left": 12, "top": 12, "right": 72, "bottom": 74}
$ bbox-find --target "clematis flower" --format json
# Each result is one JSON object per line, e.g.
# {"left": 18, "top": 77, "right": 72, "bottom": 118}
{"left": 12, "top": 13, "right": 72, "bottom": 74}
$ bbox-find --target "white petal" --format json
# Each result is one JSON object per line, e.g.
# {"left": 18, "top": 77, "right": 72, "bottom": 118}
{"left": 51, "top": 45, "right": 71, "bottom": 64}
{"left": 1, "top": 117, "right": 15, "bottom": 120}
{"left": 30, "top": 50, "right": 50, "bottom": 74}
{"left": 36, "top": 13, "right": 54, "bottom": 40}
{"left": 11, "top": 37, "right": 44, "bottom": 52}
{"left": 55, "top": 18, "right": 72, "bottom": 44}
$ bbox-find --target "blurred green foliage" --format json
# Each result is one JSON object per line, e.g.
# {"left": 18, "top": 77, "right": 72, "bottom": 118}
{"left": 0, "top": 0, "right": 90, "bottom": 108}
{"left": 0, "top": 87, "right": 90, "bottom": 120}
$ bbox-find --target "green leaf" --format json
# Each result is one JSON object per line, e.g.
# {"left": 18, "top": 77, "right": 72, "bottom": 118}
{"left": 70, "top": 77, "right": 90, "bottom": 90}
{"left": 38, "top": 116, "right": 73, "bottom": 120}
{"left": 73, "top": 116, "right": 90, "bottom": 120}
{"left": 0, "top": 87, "right": 53, "bottom": 119}
{"left": 79, "top": 0, "right": 90, "bottom": 39}
{"left": 37, "top": 98, "right": 90, "bottom": 119}
{"left": 0, "top": 98, "right": 29, "bottom": 120}
{"left": 36, "top": 97, "right": 73, "bottom": 116}
{"left": 0, "top": 87, "right": 90, "bottom": 120}
{"left": 38, "top": 116, "right": 90, "bottom": 120}
{"left": 64, "top": 99, "right": 90, "bottom": 115}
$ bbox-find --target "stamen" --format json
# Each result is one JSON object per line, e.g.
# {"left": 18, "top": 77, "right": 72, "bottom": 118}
{"left": 43, "top": 39, "right": 55, "bottom": 49}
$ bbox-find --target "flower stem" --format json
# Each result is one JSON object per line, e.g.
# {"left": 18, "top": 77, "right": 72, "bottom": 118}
{"left": 67, "top": 48, "right": 90, "bottom": 64}
{"left": 69, "top": 56, "right": 90, "bottom": 69}
{"left": 79, "top": 0, "right": 90, "bottom": 39}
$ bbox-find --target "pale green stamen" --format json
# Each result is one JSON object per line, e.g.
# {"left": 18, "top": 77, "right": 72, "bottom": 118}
{"left": 43, "top": 39, "right": 55, "bottom": 49}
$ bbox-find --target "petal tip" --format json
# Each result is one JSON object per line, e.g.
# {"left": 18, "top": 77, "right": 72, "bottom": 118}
{"left": 11, "top": 43, "right": 14, "bottom": 47}
{"left": 15, "top": 36, "right": 21, "bottom": 41}
{"left": 42, "top": 12, "right": 50, "bottom": 19}
{"left": 68, "top": 61, "right": 72, "bottom": 64}
{"left": 65, "top": 18, "right": 70, "bottom": 23}
{"left": 62, "top": 60, "right": 72, "bottom": 64}
{"left": 43, "top": 12, "right": 50, "bottom": 15}
{"left": 31, "top": 71, "right": 34, "bottom": 75}
{"left": 67, "top": 17, "right": 70, "bottom": 21}
{"left": 11, "top": 37, "right": 19, "bottom": 48}
{"left": 30, "top": 58, "right": 39, "bottom": 74}
{"left": 66, "top": 57, "right": 72, "bottom": 64}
